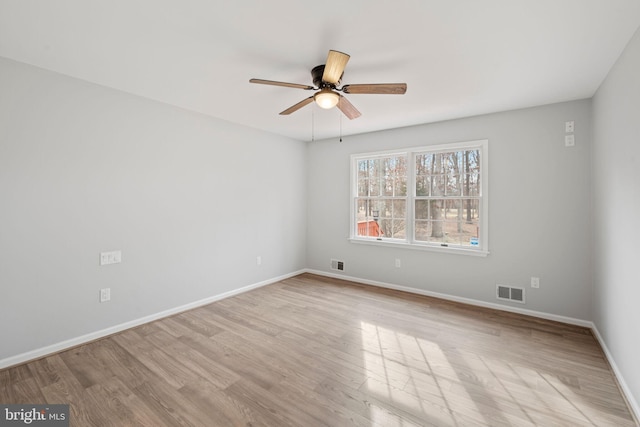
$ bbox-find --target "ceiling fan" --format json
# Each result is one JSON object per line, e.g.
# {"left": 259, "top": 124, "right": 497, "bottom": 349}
{"left": 250, "top": 50, "right": 407, "bottom": 120}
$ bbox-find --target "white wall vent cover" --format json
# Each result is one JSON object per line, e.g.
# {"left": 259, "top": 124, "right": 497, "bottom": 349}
{"left": 496, "top": 285, "right": 525, "bottom": 304}
{"left": 330, "top": 259, "right": 344, "bottom": 271}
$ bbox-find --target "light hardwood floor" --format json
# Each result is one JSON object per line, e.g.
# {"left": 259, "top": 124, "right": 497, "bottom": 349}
{"left": 1, "top": 273, "right": 636, "bottom": 426}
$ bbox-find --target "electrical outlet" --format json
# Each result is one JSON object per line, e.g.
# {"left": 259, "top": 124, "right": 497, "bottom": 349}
{"left": 531, "top": 277, "right": 540, "bottom": 288}
{"left": 395, "top": 258, "right": 401, "bottom": 268}
{"left": 256, "top": 255, "right": 262, "bottom": 266}
{"left": 100, "top": 288, "right": 111, "bottom": 302}
{"left": 565, "top": 135, "right": 575, "bottom": 147}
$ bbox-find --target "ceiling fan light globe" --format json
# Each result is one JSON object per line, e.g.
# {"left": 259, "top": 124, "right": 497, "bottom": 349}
{"left": 314, "top": 89, "right": 340, "bottom": 109}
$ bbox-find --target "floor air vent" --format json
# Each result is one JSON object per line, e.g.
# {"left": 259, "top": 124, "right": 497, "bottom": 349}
{"left": 496, "top": 285, "right": 525, "bottom": 304}
{"left": 330, "top": 259, "right": 344, "bottom": 271}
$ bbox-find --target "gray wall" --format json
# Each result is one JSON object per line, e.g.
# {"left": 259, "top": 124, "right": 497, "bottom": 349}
{"left": 307, "top": 100, "right": 593, "bottom": 321}
{"left": 0, "top": 57, "right": 307, "bottom": 361}
{"left": 592, "top": 27, "right": 640, "bottom": 412}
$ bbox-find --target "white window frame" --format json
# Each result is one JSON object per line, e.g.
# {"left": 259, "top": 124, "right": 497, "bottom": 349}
{"left": 349, "top": 139, "right": 489, "bottom": 256}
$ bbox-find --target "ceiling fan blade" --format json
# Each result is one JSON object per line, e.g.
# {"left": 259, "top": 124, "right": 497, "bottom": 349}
{"left": 279, "top": 96, "right": 314, "bottom": 115}
{"left": 337, "top": 95, "right": 361, "bottom": 120}
{"left": 342, "top": 83, "right": 407, "bottom": 95}
{"left": 250, "top": 78, "right": 314, "bottom": 90}
{"left": 322, "top": 50, "right": 350, "bottom": 85}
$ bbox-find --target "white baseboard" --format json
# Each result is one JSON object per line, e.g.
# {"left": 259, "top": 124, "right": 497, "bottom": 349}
{"left": 305, "top": 268, "right": 639, "bottom": 422}
{"left": 590, "top": 326, "right": 640, "bottom": 424}
{"left": 305, "top": 269, "right": 592, "bottom": 327}
{"left": 0, "top": 270, "right": 305, "bottom": 370}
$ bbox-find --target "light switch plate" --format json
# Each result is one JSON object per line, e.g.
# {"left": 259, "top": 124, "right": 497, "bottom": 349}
{"left": 100, "top": 250, "right": 122, "bottom": 266}
{"left": 565, "top": 121, "right": 575, "bottom": 133}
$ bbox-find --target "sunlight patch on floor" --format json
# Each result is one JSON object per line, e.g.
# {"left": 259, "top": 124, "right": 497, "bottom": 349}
{"left": 360, "top": 321, "right": 487, "bottom": 426}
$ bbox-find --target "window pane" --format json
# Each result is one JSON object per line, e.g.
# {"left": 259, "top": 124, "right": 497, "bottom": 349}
{"left": 446, "top": 175, "right": 461, "bottom": 196}
{"left": 463, "top": 173, "right": 480, "bottom": 196}
{"left": 461, "top": 221, "right": 480, "bottom": 246}
{"left": 393, "top": 200, "right": 406, "bottom": 218}
{"left": 466, "top": 149, "right": 480, "bottom": 172}
{"left": 371, "top": 199, "right": 406, "bottom": 239}
{"left": 356, "top": 198, "right": 380, "bottom": 221}
{"left": 431, "top": 174, "right": 445, "bottom": 196}
{"left": 415, "top": 220, "right": 448, "bottom": 243}
{"left": 356, "top": 198, "right": 383, "bottom": 237}
{"left": 444, "top": 221, "right": 462, "bottom": 245}
{"left": 415, "top": 153, "right": 432, "bottom": 174}
{"left": 357, "top": 219, "right": 383, "bottom": 237}
{"left": 370, "top": 200, "right": 384, "bottom": 220}
{"left": 416, "top": 175, "right": 429, "bottom": 196}
{"left": 449, "top": 221, "right": 477, "bottom": 246}
{"left": 369, "top": 175, "right": 380, "bottom": 196}
{"left": 356, "top": 198, "right": 368, "bottom": 217}
{"left": 433, "top": 153, "right": 444, "bottom": 171}
{"left": 355, "top": 198, "right": 369, "bottom": 236}
{"left": 378, "top": 156, "right": 406, "bottom": 196}
{"left": 357, "top": 178, "right": 368, "bottom": 196}
{"left": 415, "top": 220, "right": 429, "bottom": 241}
{"left": 429, "top": 221, "right": 446, "bottom": 243}
{"left": 462, "top": 198, "right": 480, "bottom": 221}
{"left": 379, "top": 200, "right": 393, "bottom": 218}
{"left": 392, "top": 219, "right": 406, "bottom": 239}
{"left": 382, "top": 174, "right": 394, "bottom": 196}
{"left": 357, "top": 160, "right": 369, "bottom": 179}
{"left": 380, "top": 218, "right": 406, "bottom": 239}
{"left": 444, "top": 152, "right": 460, "bottom": 183}
{"left": 415, "top": 200, "right": 429, "bottom": 220}
{"left": 368, "top": 159, "right": 380, "bottom": 196}
{"left": 394, "top": 176, "right": 407, "bottom": 196}
{"left": 444, "top": 199, "right": 461, "bottom": 219}
{"left": 430, "top": 199, "right": 445, "bottom": 222}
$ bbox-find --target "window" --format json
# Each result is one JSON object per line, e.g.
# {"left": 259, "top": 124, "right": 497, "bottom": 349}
{"left": 354, "top": 154, "right": 407, "bottom": 240}
{"left": 350, "top": 140, "right": 488, "bottom": 255}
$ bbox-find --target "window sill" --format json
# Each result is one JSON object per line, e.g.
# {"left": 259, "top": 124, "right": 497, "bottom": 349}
{"left": 348, "top": 238, "right": 489, "bottom": 257}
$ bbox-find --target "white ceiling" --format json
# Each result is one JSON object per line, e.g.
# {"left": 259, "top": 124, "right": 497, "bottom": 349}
{"left": 1, "top": 1, "right": 639, "bottom": 142}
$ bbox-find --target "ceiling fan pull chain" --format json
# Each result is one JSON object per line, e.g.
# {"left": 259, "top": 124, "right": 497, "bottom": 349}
{"left": 339, "top": 103, "right": 343, "bottom": 142}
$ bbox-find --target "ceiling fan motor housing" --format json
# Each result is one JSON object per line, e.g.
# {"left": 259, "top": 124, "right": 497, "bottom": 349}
{"left": 312, "top": 64, "right": 340, "bottom": 88}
